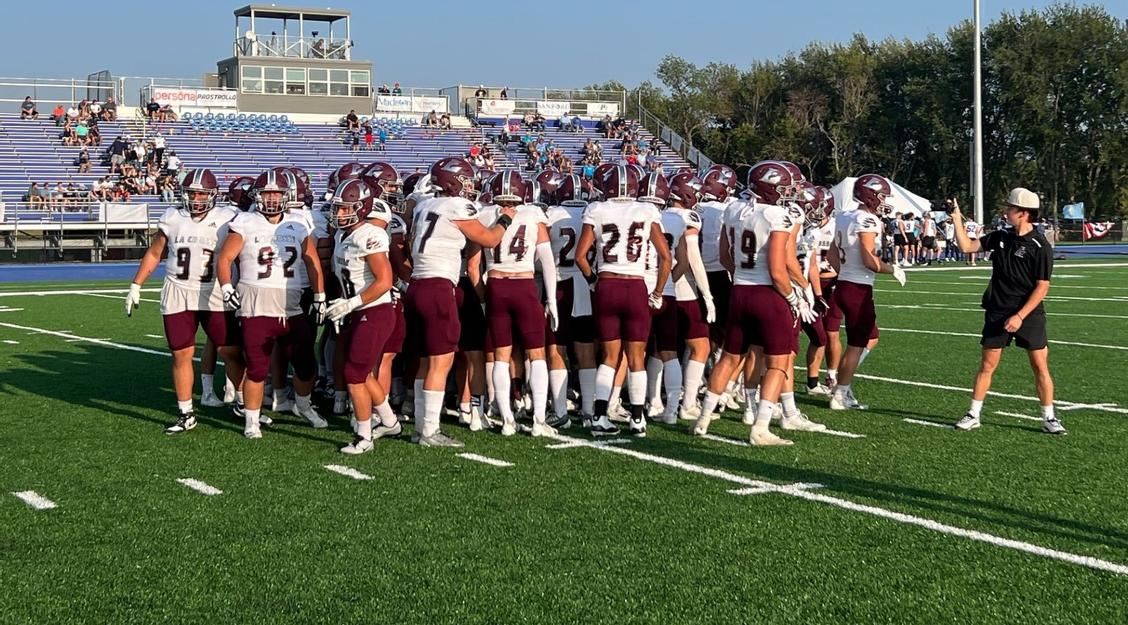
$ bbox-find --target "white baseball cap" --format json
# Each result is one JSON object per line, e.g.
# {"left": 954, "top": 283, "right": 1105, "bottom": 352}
{"left": 1005, "top": 187, "right": 1039, "bottom": 211}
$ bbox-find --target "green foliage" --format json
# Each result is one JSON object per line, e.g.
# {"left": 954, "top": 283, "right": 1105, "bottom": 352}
{"left": 632, "top": 3, "right": 1128, "bottom": 218}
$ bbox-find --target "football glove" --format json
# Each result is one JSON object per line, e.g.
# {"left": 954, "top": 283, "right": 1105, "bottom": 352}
{"left": 891, "top": 265, "right": 907, "bottom": 287}
{"left": 545, "top": 300, "right": 559, "bottom": 333}
{"left": 814, "top": 296, "right": 829, "bottom": 316}
{"left": 310, "top": 292, "right": 328, "bottom": 324}
{"left": 796, "top": 297, "right": 817, "bottom": 325}
{"left": 124, "top": 283, "right": 142, "bottom": 317}
{"left": 221, "top": 283, "right": 241, "bottom": 311}
{"left": 389, "top": 286, "right": 402, "bottom": 305}
{"left": 703, "top": 296, "right": 716, "bottom": 324}
{"left": 648, "top": 292, "right": 664, "bottom": 310}
{"left": 326, "top": 296, "right": 361, "bottom": 324}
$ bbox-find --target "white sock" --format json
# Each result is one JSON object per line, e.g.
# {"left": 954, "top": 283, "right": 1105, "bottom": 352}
{"left": 549, "top": 369, "right": 569, "bottom": 417}
{"left": 224, "top": 376, "right": 237, "bottom": 396}
{"left": 273, "top": 388, "right": 288, "bottom": 406}
{"left": 334, "top": 390, "right": 347, "bottom": 403}
{"left": 594, "top": 364, "right": 615, "bottom": 402}
{"left": 413, "top": 378, "right": 425, "bottom": 431}
{"left": 485, "top": 361, "right": 496, "bottom": 405}
{"left": 530, "top": 359, "right": 549, "bottom": 424}
{"left": 626, "top": 370, "right": 647, "bottom": 407}
{"left": 780, "top": 392, "right": 799, "bottom": 417}
{"left": 609, "top": 385, "right": 622, "bottom": 408}
{"left": 492, "top": 361, "right": 513, "bottom": 422}
{"left": 374, "top": 399, "right": 397, "bottom": 427}
{"left": 662, "top": 359, "right": 682, "bottom": 413}
{"left": 201, "top": 373, "right": 214, "bottom": 395}
{"left": 579, "top": 368, "right": 597, "bottom": 415}
{"left": 702, "top": 391, "right": 721, "bottom": 418}
{"left": 422, "top": 390, "right": 444, "bottom": 437}
{"left": 245, "top": 408, "right": 260, "bottom": 431}
{"left": 646, "top": 356, "right": 663, "bottom": 405}
{"left": 1042, "top": 404, "right": 1055, "bottom": 420}
{"left": 754, "top": 399, "right": 775, "bottom": 427}
{"left": 745, "top": 388, "right": 758, "bottom": 407}
{"left": 177, "top": 399, "right": 193, "bottom": 414}
{"left": 295, "top": 393, "right": 312, "bottom": 411}
{"left": 827, "top": 368, "right": 838, "bottom": 383}
{"left": 357, "top": 418, "right": 372, "bottom": 440}
{"left": 835, "top": 384, "right": 851, "bottom": 397}
{"left": 682, "top": 360, "right": 706, "bottom": 410}
{"left": 234, "top": 390, "right": 244, "bottom": 405}
{"left": 969, "top": 399, "right": 983, "bottom": 418}
{"left": 859, "top": 348, "right": 871, "bottom": 367}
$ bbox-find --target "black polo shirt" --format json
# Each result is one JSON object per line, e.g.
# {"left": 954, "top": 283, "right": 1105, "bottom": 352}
{"left": 979, "top": 226, "right": 1053, "bottom": 315}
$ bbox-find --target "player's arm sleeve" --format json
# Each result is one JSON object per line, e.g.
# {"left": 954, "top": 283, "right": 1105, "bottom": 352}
{"left": 683, "top": 233, "right": 712, "bottom": 301}
{"left": 535, "top": 241, "right": 558, "bottom": 308}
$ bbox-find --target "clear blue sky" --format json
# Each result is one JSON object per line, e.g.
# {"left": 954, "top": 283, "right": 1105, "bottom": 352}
{"left": 7, "top": 0, "right": 1123, "bottom": 89}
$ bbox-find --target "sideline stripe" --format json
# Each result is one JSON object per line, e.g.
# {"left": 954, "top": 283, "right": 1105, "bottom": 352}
{"left": 545, "top": 438, "right": 631, "bottom": 449}
{"left": 457, "top": 453, "right": 513, "bottom": 468}
{"left": 324, "top": 464, "right": 373, "bottom": 481}
{"left": 904, "top": 418, "right": 953, "bottom": 429}
{"left": 881, "top": 327, "right": 1128, "bottom": 351}
{"left": 0, "top": 322, "right": 170, "bottom": 357}
{"left": 0, "top": 288, "right": 162, "bottom": 298}
{"left": 995, "top": 411, "right": 1041, "bottom": 422}
{"left": 549, "top": 433, "right": 1128, "bottom": 576}
{"left": 80, "top": 292, "right": 161, "bottom": 304}
{"left": 0, "top": 308, "right": 25, "bottom": 313}
{"left": 176, "top": 478, "right": 223, "bottom": 496}
{"left": 2, "top": 339, "right": 18, "bottom": 344}
{"left": 876, "top": 288, "right": 1128, "bottom": 303}
{"left": 880, "top": 303, "right": 1127, "bottom": 320}
{"left": 729, "top": 483, "right": 823, "bottom": 496}
{"left": 11, "top": 491, "right": 57, "bottom": 510}
{"left": 904, "top": 262, "right": 1128, "bottom": 272}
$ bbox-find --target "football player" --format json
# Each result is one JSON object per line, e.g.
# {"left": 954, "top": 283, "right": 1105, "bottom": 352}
{"left": 325, "top": 179, "right": 399, "bottom": 455}
{"left": 403, "top": 157, "right": 515, "bottom": 447}
{"left": 215, "top": 170, "right": 328, "bottom": 438}
{"left": 827, "top": 174, "right": 907, "bottom": 410}
{"left": 799, "top": 186, "right": 839, "bottom": 395}
{"left": 125, "top": 168, "right": 246, "bottom": 434}
{"left": 477, "top": 171, "right": 559, "bottom": 437}
{"left": 575, "top": 165, "right": 671, "bottom": 437}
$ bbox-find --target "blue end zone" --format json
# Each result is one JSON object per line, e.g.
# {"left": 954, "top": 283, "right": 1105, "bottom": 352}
{"left": 0, "top": 262, "right": 164, "bottom": 282}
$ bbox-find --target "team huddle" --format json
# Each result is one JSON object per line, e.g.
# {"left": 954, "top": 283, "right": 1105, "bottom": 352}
{"left": 125, "top": 156, "right": 910, "bottom": 454}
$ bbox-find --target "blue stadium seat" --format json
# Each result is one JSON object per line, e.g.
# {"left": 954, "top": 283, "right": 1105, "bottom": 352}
{"left": 279, "top": 114, "right": 289, "bottom": 123}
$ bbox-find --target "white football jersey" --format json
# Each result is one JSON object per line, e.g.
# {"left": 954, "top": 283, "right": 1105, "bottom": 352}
{"left": 582, "top": 200, "right": 661, "bottom": 278}
{"left": 813, "top": 221, "right": 835, "bottom": 275}
{"left": 157, "top": 205, "right": 238, "bottom": 314}
{"left": 387, "top": 214, "right": 407, "bottom": 238}
{"left": 333, "top": 223, "right": 392, "bottom": 310}
{"left": 311, "top": 207, "right": 332, "bottom": 241}
{"left": 834, "top": 210, "right": 884, "bottom": 286}
{"left": 229, "top": 210, "right": 313, "bottom": 290}
{"left": 733, "top": 203, "right": 800, "bottom": 286}
{"left": 660, "top": 208, "right": 697, "bottom": 298}
{"left": 478, "top": 204, "right": 546, "bottom": 274}
{"left": 409, "top": 196, "right": 479, "bottom": 285}
{"left": 545, "top": 204, "right": 585, "bottom": 277}
{"left": 291, "top": 208, "right": 316, "bottom": 289}
{"left": 697, "top": 199, "right": 732, "bottom": 272}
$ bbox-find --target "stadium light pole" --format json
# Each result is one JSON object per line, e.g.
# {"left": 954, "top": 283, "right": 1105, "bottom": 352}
{"left": 973, "top": 0, "right": 985, "bottom": 224}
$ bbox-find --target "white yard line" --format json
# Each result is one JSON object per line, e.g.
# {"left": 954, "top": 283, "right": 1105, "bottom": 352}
{"left": 904, "top": 262, "right": 1128, "bottom": 272}
{"left": 80, "top": 292, "right": 161, "bottom": 304}
{"left": 145, "top": 334, "right": 164, "bottom": 339}
{"left": 880, "top": 327, "right": 1128, "bottom": 351}
{"left": 457, "top": 453, "right": 514, "bottom": 468}
{"left": 548, "top": 433, "right": 1128, "bottom": 576}
{"left": 821, "top": 429, "right": 867, "bottom": 439}
{"left": 11, "top": 491, "right": 57, "bottom": 510}
{"left": 176, "top": 478, "right": 223, "bottom": 496}
{"left": 323, "top": 464, "right": 373, "bottom": 481}
{"left": 903, "top": 418, "right": 953, "bottom": 429}
{"left": 2, "top": 339, "right": 18, "bottom": 344}
{"left": 0, "top": 308, "right": 25, "bottom": 313}
{"left": 876, "top": 288, "right": 1128, "bottom": 303}
{"left": 0, "top": 288, "right": 162, "bottom": 298}
{"left": 995, "top": 411, "right": 1042, "bottom": 422}
{"left": 0, "top": 322, "right": 171, "bottom": 358}
{"left": 879, "top": 303, "right": 1127, "bottom": 320}
{"left": 545, "top": 437, "right": 632, "bottom": 449}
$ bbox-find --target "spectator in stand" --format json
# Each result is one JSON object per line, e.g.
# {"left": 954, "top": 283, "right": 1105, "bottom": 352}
{"left": 159, "top": 174, "right": 177, "bottom": 202}
{"left": 20, "top": 96, "right": 39, "bottom": 119}
{"left": 26, "top": 182, "right": 43, "bottom": 207}
{"left": 53, "top": 182, "right": 68, "bottom": 210}
{"left": 133, "top": 139, "right": 147, "bottom": 168}
{"left": 364, "top": 123, "right": 374, "bottom": 151}
{"left": 582, "top": 161, "right": 596, "bottom": 179}
{"left": 348, "top": 127, "right": 360, "bottom": 152}
{"left": 522, "top": 111, "right": 535, "bottom": 127}
{"left": 146, "top": 98, "right": 161, "bottom": 120}
{"left": 345, "top": 109, "right": 359, "bottom": 130}
{"left": 164, "top": 150, "right": 180, "bottom": 175}
{"left": 392, "top": 82, "right": 402, "bottom": 95}
{"left": 426, "top": 110, "right": 439, "bottom": 128}
{"left": 102, "top": 96, "right": 117, "bottom": 121}
{"left": 74, "top": 121, "right": 90, "bottom": 146}
{"left": 499, "top": 122, "right": 510, "bottom": 147}
{"left": 378, "top": 84, "right": 391, "bottom": 95}
{"left": 474, "top": 85, "right": 488, "bottom": 98}
{"left": 51, "top": 104, "right": 66, "bottom": 125}
{"left": 378, "top": 127, "right": 388, "bottom": 153}
{"left": 152, "top": 133, "right": 166, "bottom": 165}
{"left": 77, "top": 147, "right": 91, "bottom": 173}
{"left": 439, "top": 112, "right": 451, "bottom": 129}
{"left": 531, "top": 113, "right": 546, "bottom": 132}
{"left": 89, "top": 100, "right": 102, "bottom": 120}
{"left": 599, "top": 114, "right": 612, "bottom": 138}
{"left": 499, "top": 86, "right": 509, "bottom": 100}
{"left": 66, "top": 104, "right": 79, "bottom": 122}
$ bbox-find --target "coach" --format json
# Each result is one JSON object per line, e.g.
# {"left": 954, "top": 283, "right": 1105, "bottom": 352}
{"left": 949, "top": 190, "right": 1066, "bottom": 435}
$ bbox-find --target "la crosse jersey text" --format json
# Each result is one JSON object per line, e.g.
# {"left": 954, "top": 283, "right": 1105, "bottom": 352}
{"left": 157, "top": 205, "right": 238, "bottom": 314}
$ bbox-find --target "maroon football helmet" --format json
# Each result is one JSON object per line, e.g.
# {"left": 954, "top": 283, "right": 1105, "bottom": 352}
{"left": 271, "top": 167, "right": 307, "bottom": 211}
{"left": 701, "top": 165, "right": 737, "bottom": 202}
{"left": 430, "top": 157, "right": 478, "bottom": 200}
{"left": 253, "top": 169, "right": 291, "bottom": 215}
{"left": 638, "top": 172, "right": 670, "bottom": 207}
{"left": 747, "top": 161, "right": 800, "bottom": 206}
{"left": 822, "top": 186, "right": 836, "bottom": 214}
{"left": 596, "top": 164, "right": 640, "bottom": 201}
{"left": 797, "top": 182, "right": 830, "bottom": 227}
{"left": 287, "top": 166, "right": 312, "bottom": 206}
{"left": 327, "top": 162, "right": 366, "bottom": 198}
{"left": 331, "top": 179, "right": 375, "bottom": 229}
{"left": 180, "top": 168, "right": 218, "bottom": 215}
{"left": 227, "top": 176, "right": 256, "bottom": 212}
{"left": 529, "top": 170, "right": 563, "bottom": 206}
{"left": 402, "top": 172, "right": 425, "bottom": 197}
{"left": 853, "top": 174, "right": 893, "bottom": 214}
{"left": 361, "top": 161, "right": 403, "bottom": 206}
{"left": 555, "top": 174, "right": 592, "bottom": 206}
{"left": 667, "top": 171, "right": 703, "bottom": 209}
{"left": 489, "top": 170, "right": 526, "bottom": 204}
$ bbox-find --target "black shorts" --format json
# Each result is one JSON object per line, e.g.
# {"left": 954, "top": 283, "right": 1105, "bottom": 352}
{"left": 894, "top": 234, "right": 907, "bottom": 246}
{"left": 907, "top": 234, "right": 918, "bottom": 246}
{"left": 922, "top": 236, "right": 936, "bottom": 249}
{"left": 981, "top": 311, "right": 1047, "bottom": 350}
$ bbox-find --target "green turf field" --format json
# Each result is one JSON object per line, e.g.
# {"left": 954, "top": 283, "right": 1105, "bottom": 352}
{"left": 2, "top": 262, "right": 1127, "bottom": 624}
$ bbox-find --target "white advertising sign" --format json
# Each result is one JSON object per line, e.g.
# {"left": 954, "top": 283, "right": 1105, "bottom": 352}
{"left": 586, "top": 102, "right": 620, "bottom": 117}
{"left": 537, "top": 101, "right": 571, "bottom": 117}
{"left": 480, "top": 99, "right": 515, "bottom": 115}
{"left": 376, "top": 95, "right": 412, "bottom": 112}
{"left": 411, "top": 96, "right": 448, "bottom": 114}
{"left": 150, "top": 88, "right": 238, "bottom": 109}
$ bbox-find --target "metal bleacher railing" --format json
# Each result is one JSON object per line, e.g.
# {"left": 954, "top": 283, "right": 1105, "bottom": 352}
{"left": 634, "top": 102, "right": 715, "bottom": 174}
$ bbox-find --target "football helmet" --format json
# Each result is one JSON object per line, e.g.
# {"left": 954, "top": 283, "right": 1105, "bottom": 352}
{"left": 747, "top": 160, "right": 800, "bottom": 206}
{"left": 331, "top": 179, "right": 376, "bottom": 229}
{"left": 327, "top": 162, "right": 366, "bottom": 199}
{"left": 361, "top": 161, "right": 403, "bottom": 206}
{"left": 227, "top": 176, "right": 256, "bottom": 212}
{"left": 596, "top": 164, "right": 639, "bottom": 201}
{"left": 701, "top": 165, "right": 737, "bottom": 202}
{"left": 555, "top": 174, "right": 592, "bottom": 207}
{"left": 798, "top": 182, "right": 830, "bottom": 227}
{"left": 430, "top": 157, "right": 477, "bottom": 200}
{"left": 528, "top": 170, "right": 563, "bottom": 207}
{"left": 638, "top": 171, "right": 670, "bottom": 207}
{"left": 402, "top": 172, "right": 426, "bottom": 197}
{"left": 288, "top": 166, "right": 313, "bottom": 207}
{"left": 271, "top": 167, "right": 306, "bottom": 211}
{"left": 253, "top": 169, "right": 291, "bottom": 216}
{"left": 180, "top": 168, "right": 218, "bottom": 216}
{"left": 853, "top": 174, "right": 894, "bottom": 215}
{"left": 489, "top": 170, "right": 526, "bottom": 204}
{"left": 667, "top": 171, "right": 703, "bottom": 209}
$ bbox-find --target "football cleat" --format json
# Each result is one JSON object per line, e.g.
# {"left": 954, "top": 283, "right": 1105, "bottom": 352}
{"left": 201, "top": 393, "right": 225, "bottom": 408}
{"left": 458, "top": 408, "right": 473, "bottom": 426}
{"left": 231, "top": 402, "right": 246, "bottom": 420}
{"left": 954, "top": 413, "right": 981, "bottom": 431}
{"left": 417, "top": 430, "right": 465, "bottom": 447}
{"left": 165, "top": 412, "right": 197, "bottom": 435}
{"left": 258, "top": 413, "right": 274, "bottom": 427}
{"left": 689, "top": 414, "right": 711, "bottom": 437}
{"left": 546, "top": 411, "right": 571, "bottom": 429}
{"left": 272, "top": 396, "right": 295, "bottom": 412}
{"left": 580, "top": 414, "right": 593, "bottom": 429}
{"left": 372, "top": 421, "right": 403, "bottom": 439}
{"left": 608, "top": 402, "right": 631, "bottom": 422}
{"left": 647, "top": 400, "right": 665, "bottom": 418}
{"left": 293, "top": 404, "right": 328, "bottom": 429}
{"left": 678, "top": 405, "right": 701, "bottom": 421}
{"left": 222, "top": 379, "right": 236, "bottom": 404}
{"left": 530, "top": 422, "right": 558, "bottom": 438}
{"left": 749, "top": 429, "right": 794, "bottom": 446}
{"left": 589, "top": 416, "right": 620, "bottom": 437}
{"left": 771, "top": 404, "right": 784, "bottom": 421}
{"left": 780, "top": 413, "right": 828, "bottom": 432}
{"left": 658, "top": 410, "right": 678, "bottom": 426}
{"left": 501, "top": 419, "right": 518, "bottom": 437}
{"left": 830, "top": 389, "right": 868, "bottom": 411}
{"left": 340, "top": 435, "right": 374, "bottom": 455}
{"left": 629, "top": 416, "right": 647, "bottom": 438}
{"left": 333, "top": 397, "right": 351, "bottom": 416}
{"left": 1042, "top": 418, "right": 1067, "bottom": 435}
{"left": 806, "top": 383, "right": 833, "bottom": 396}
{"left": 741, "top": 407, "right": 756, "bottom": 426}
{"left": 468, "top": 406, "right": 494, "bottom": 432}
{"left": 244, "top": 424, "right": 262, "bottom": 439}
{"left": 721, "top": 392, "right": 741, "bottom": 411}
